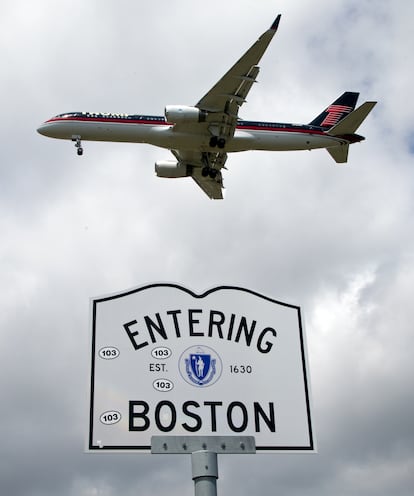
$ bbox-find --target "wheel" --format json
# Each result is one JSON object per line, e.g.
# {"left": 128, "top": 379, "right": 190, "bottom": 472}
{"left": 77, "top": 147, "right": 83, "bottom": 156}
{"left": 209, "top": 136, "right": 218, "bottom": 147}
{"left": 209, "top": 169, "right": 218, "bottom": 179}
{"left": 217, "top": 138, "right": 226, "bottom": 149}
{"left": 201, "top": 166, "right": 210, "bottom": 177}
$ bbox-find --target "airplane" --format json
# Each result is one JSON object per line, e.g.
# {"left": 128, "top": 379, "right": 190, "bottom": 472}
{"left": 37, "top": 14, "right": 376, "bottom": 199}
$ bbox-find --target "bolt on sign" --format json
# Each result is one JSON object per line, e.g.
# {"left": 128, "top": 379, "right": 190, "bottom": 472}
{"left": 88, "top": 284, "right": 315, "bottom": 453}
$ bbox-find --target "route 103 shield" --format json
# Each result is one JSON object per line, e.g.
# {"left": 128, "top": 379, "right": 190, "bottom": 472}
{"left": 87, "top": 284, "right": 316, "bottom": 453}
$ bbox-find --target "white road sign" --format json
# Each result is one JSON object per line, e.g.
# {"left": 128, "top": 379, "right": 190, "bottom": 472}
{"left": 88, "top": 284, "right": 315, "bottom": 453}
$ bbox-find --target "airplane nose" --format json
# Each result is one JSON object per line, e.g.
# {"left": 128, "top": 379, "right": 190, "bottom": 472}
{"left": 37, "top": 122, "right": 55, "bottom": 137}
{"left": 37, "top": 123, "right": 48, "bottom": 136}
{"left": 37, "top": 118, "right": 71, "bottom": 139}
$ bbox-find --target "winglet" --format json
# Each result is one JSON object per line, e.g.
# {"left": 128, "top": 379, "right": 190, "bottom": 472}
{"left": 270, "top": 14, "right": 281, "bottom": 31}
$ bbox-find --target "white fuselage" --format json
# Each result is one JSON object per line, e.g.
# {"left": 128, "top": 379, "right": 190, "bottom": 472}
{"left": 37, "top": 113, "right": 346, "bottom": 153}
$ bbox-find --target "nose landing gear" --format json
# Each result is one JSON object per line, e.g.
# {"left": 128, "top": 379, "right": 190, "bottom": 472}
{"left": 72, "top": 135, "right": 83, "bottom": 156}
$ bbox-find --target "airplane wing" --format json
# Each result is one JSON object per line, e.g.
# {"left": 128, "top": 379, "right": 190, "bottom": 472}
{"left": 172, "top": 150, "right": 227, "bottom": 200}
{"left": 192, "top": 167, "right": 224, "bottom": 200}
{"left": 172, "top": 15, "right": 281, "bottom": 198}
{"left": 196, "top": 14, "right": 281, "bottom": 119}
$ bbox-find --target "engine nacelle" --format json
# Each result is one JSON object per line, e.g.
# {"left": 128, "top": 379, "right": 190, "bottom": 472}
{"left": 165, "top": 105, "right": 207, "bottom": 124}
{"left": 155, "top": 160, "right": 190, "bottom": 178}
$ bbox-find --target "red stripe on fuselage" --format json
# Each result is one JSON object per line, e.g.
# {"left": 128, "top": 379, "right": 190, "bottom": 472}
{"left": 46, "top": 116, "right": 166, "bottom": 126}
{"left": 237, "top": 124, "right": 325, "bottom": 135}
{"left": 45, "top": 116, "right": 327, "bottom": 136}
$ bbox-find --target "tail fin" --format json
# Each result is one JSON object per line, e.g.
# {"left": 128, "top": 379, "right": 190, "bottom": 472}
{"left": 326, "top": 101, "right": 377, "bottom": 164}
{"left": 309, "top": 92, "right": 359, "bottom": 129}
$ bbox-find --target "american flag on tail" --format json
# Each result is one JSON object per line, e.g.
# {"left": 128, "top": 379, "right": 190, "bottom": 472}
{"left": 320, "top": 104, "right": 354, "bottom": 127}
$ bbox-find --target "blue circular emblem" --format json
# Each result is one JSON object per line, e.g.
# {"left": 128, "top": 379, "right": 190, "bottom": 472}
{"left": 179, "top": 345, "right": 222, "bottom": 387}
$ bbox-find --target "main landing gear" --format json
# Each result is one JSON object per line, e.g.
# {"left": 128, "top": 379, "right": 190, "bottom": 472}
{"left": 202, "top": 167, "right": 218, "bottom": 179}
{"left": 72, "top": 135, "right": 83, "bottom": 156}
{"left": 201, "top": 152, "right": 219, "bottom": 179}
{"left": 209, "top": 136, "right": 226, "bottom": 149}
{"left": 204, "top": 135, "right": 225, "bottom": 176}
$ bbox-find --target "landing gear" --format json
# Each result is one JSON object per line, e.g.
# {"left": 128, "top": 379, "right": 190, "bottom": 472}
{"left": 72, "top": 135, "right": 83, "bottom": 156}
{"left": 209, "top": 136, "right": 226, "bottom": 149}
{"left": 202, "top": 167, "right": 218, "bottom": 179}
{"left": 201, "top": 152, "right": 219, "bottom": 179}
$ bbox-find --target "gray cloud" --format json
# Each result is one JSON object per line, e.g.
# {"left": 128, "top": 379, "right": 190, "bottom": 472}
{"left": 1, "top": 1, "right": 413, "bottom": 495}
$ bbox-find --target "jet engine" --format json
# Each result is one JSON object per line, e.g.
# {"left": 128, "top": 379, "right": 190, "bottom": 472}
{"left": 165, "top": 105, "right": 207, "bottom": 124}
{"left": 155, "top": 160, "right": 190, "bottom": 178}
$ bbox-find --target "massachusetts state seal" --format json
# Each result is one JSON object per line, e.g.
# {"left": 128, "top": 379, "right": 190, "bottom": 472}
{"left": 179, "top": 345, "right": 222, "bottom": 387}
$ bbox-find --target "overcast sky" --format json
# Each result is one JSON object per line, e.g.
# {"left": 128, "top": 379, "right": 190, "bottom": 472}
{"left": 1, "top": 0, "right": 413, "bottom": 495}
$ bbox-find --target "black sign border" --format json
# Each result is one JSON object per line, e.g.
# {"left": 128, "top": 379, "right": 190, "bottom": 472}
{"left": 88, "top": 283, "right": 315, "bottom": 452}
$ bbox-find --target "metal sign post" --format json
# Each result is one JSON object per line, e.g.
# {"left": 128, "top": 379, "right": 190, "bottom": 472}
{"left": 151, "top": 436, "right": 256, "bottom": 496}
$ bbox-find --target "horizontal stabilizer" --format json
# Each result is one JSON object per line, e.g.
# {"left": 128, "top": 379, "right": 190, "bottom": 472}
{"left": 327, "top": 145, "right": 349, "bottom": 163}
{"left": 328, "top": 101, "right": 377, "bottom": 135}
